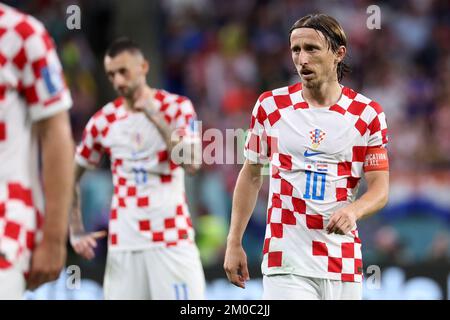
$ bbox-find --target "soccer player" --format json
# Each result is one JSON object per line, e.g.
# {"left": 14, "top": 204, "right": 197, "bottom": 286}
{"left": 0, "top": 3, "right": 74, "bottom": 299}
{"left": 224, "top": 14, "right": 389, "bottom": 300}
{"left": 70, "top": 38, "right": 205, "bottom": 300}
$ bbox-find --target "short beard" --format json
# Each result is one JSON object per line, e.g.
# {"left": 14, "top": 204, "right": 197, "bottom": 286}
{"left": 296, "top": 69, "right": 318, "bottom": 89}
{"left": 119, "top": 85, "right": 138, "bottom": 100}
{"left": 301, "top": 78, "right": 319, "bottom": 89}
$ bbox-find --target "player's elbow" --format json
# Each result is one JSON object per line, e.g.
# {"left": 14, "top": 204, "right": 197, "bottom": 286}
{"left": 242, "top": 162, "right": 264, "bottom": 188}
{"left": 380, "top": 192, "right": 389, "bottom": 209}
{"left": 376, "top": 189, "right": 389, "bottom": 212}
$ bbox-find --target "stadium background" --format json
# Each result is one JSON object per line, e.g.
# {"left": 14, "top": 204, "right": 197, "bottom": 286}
{"left": 7, "top": 0, "right": 450, "bottom": 299}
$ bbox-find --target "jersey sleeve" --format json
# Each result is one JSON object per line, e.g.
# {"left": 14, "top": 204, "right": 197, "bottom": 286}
{"left": 75, "top": 115, "right": 105, "bottom": 169}
{"left": 244, "top": 98, "right": 269, "bottom": 164}
{"left": 19, "top": 18, "right": 72, "bottom": 122}
{"left": 173, "top": 98, "right": 200, "bottom": 144}
{"left": 363, "top": 101, "right": 389, "bottom": 172}
{"left": 367, "top": 101, "right": 388, "bottom": 148}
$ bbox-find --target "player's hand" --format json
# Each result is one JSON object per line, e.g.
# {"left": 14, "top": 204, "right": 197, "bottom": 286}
{"left": 326, "top": 207, "right": 358, "bottom": 235}
{"left": 224, "top": 242, "right": 250, "bottom": 289}
{"left": 70, "top": 230, "right": 107, "bottom": 260}
{"left": 133, "top": 86, "right": 158, "bottom": 117}
{"left": 27, "top": 239, "right": 66, "bottom": 291}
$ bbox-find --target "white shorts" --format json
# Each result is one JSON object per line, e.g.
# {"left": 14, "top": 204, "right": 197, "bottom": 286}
{"left": 0, "top": 268, "right": 26, "bottom": 299}
{"left": 103, "top": 244, "right": 206, "bottom": 300}
{"left": 263, "top": 274, "right": 362, "bottom": 300}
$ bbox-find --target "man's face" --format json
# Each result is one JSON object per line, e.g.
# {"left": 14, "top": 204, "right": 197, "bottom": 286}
{"left": 290, "top": 28, "right": 344, "bottom": 88}
{"left": 104, "top": 51, "right": 148, "bottom": 99}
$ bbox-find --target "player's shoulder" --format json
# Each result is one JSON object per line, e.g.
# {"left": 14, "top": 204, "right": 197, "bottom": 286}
{"left": 89, "top": 97, "right": 125, "bottom": 125}
{"left": 342, "top": 86, "right": 384, "bottom": 115}
{"left": 0, "top": 3, "right": 45, "bottom": 36}
{"left": 257, "top": 82, "right": 302, "bottom": 106}
{"left": 155, "top": 89, "right": 192, "bottom": 107}
{"left": 154, "top": 89, "right": 195, "bottom": 121}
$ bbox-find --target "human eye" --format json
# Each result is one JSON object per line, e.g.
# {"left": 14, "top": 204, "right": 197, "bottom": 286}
{"left": 291, "top": 45, "right": 300, "bottom": 53}
{"left": 119, "top": 68, "right": 128, "bottom": 75}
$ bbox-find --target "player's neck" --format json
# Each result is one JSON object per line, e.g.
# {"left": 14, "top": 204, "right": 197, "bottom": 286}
{"left": 123, "top": 84, "right": 151, "bottom": 111}
{"left": 123, "top": 97, "right": 134, "bottom": 111}
{"left": 302, "top": 80, "right": 342, "bottom": 108}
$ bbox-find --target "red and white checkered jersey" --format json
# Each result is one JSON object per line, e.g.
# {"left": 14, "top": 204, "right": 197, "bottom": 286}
{"left": 244, "top": 82, "right": 388, "bottom": 282}
{"left": 75, "top": 90, "right": 199, "bottom": 251}
{"left": 0, "top": 4, "right": 72, "bottom": 272}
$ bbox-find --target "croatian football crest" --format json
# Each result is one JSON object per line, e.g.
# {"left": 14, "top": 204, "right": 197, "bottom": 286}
{"left": 309, "top": 129, "right": 326, "bottom": 150}
{"left": 133, "top": 132, "right": 144, "bottom": 153}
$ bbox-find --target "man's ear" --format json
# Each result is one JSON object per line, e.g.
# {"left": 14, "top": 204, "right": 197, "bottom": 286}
{"left": 142, "top": 59, "right": 150, "bottom": 74}
{"left": 335, "top": 45, "right": 346, "bottom": 64}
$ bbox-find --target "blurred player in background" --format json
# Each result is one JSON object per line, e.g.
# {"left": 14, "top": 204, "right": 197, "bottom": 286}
{"left": 69, "top": 38, "right": 205, "bottom": 300}
{"left": 0, "top": 3, "right": 74, "bottom": 299}
{"left": 224, "top": 14, "right": 389, "bottom": 300}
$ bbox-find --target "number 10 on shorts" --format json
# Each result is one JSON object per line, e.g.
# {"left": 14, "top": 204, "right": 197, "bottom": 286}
{"left": 303, "top": 171, "right": 326, "bottom": 200}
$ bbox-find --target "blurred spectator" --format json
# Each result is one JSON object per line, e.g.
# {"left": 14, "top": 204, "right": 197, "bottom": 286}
{"left": 372, "top": 226, "right": 412, "bottom": 266}
{"left": 427, "top": 232, "right": 450, "bottom": 263}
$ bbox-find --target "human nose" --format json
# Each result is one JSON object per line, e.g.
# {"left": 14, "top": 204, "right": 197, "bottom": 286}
{"left": 298, "top": 50, "right": 309, "bottom": 66}
{"left": 112, "top": 73, "right": 126, "bottom": 87}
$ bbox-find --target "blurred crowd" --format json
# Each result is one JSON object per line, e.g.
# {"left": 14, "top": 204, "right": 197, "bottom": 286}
{"left": 9, "top": 0, "right": 450, "bottom": 277}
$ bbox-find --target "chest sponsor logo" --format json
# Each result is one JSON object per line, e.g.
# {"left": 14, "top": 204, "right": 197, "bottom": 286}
{"left": 304, "top": 150, "right": 324, "bottom": 157}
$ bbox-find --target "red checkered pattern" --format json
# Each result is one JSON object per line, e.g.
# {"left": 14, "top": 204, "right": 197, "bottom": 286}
{"left": 0, "top": 3, "right": 71, "bottom": 120}
{"left": 244, "top": 82, "right": 388, "bottom": 282}
{"left": 76, "top": 97, "right": 126, "bottom": 168}
{"left": 0, "top": 183, "right": 43, "bottom": 271}
{"left": 263, "top": 175, "right": 324, "bottom": 268}
{"left": 135, "top": 204, "right": 193, "bottom": 247}
{"left": 330, "top": 87, "right": 388, "bottom": 146}
{"left": 76, "top": 90, "right": 199, "bottom": 250}
{"left": 311, "top": 230, "right": 363, "bottom": 282}
{"left": 0, "top": 4, "right": 72, "bottom": 271}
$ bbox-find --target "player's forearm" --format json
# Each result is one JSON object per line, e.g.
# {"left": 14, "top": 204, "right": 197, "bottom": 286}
{"left": 69, "top": 164, "right": 87, "bottom": 233}
{"left": 349, "top": 171, "right": 389, "bottom": 220}
{"left": 142, "top": 109, "right": 201, "bottom": 174}
{"left": 70, "top": 185, "right": 84, "bottom": 233}
{"left": 38, "top": 112, "right": 75, "bottom": 243}
{"left": 142, "top": 111, "right": 174, "bottom": 151}
{"left": 227, "top": 162, "right": 264, "bottom": 245}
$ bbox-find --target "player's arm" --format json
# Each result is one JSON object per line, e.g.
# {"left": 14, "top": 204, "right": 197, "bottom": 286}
{"left": 146, "top": 112, "right": 201, "bottom": 175}
{"left": 224, "top": 160, "right": 264, "bottom": 288}
{"left": 69, "top": 163, "right": 87, "bottom": 234}
{"left": 134, "top": 87, "right": 200, "bottom": 174}
{"left": 69, "top": 163, "right": 107, "bottom": 260}
{"left": 327, "top": 171, "right": 389, "bottom": 235}
{"left": 69, "top": 115, "right": 108, "bottom": 260}
{"left": 351, "top": 170, "right": 389, "bottom": 219}
{"left": 327, "top": 104, "right": 390, "bottom": 234}
{"left": 27, "top": 111, "right": 74, "bottom": 290}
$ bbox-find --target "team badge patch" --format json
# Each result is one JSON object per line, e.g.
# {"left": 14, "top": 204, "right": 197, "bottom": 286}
{"left": 41, "top": 64, "right": 64, "bottom": 96}
{"left": 309, "top": 129, "right": 326, "bottom": 149}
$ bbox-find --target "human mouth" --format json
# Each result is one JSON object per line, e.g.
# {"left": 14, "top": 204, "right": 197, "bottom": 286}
{"left": 117, "top": 87, "right": 129, "bottom": 95}
{"left": 300, "top": 69, "right": 314, "bottom": 79}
